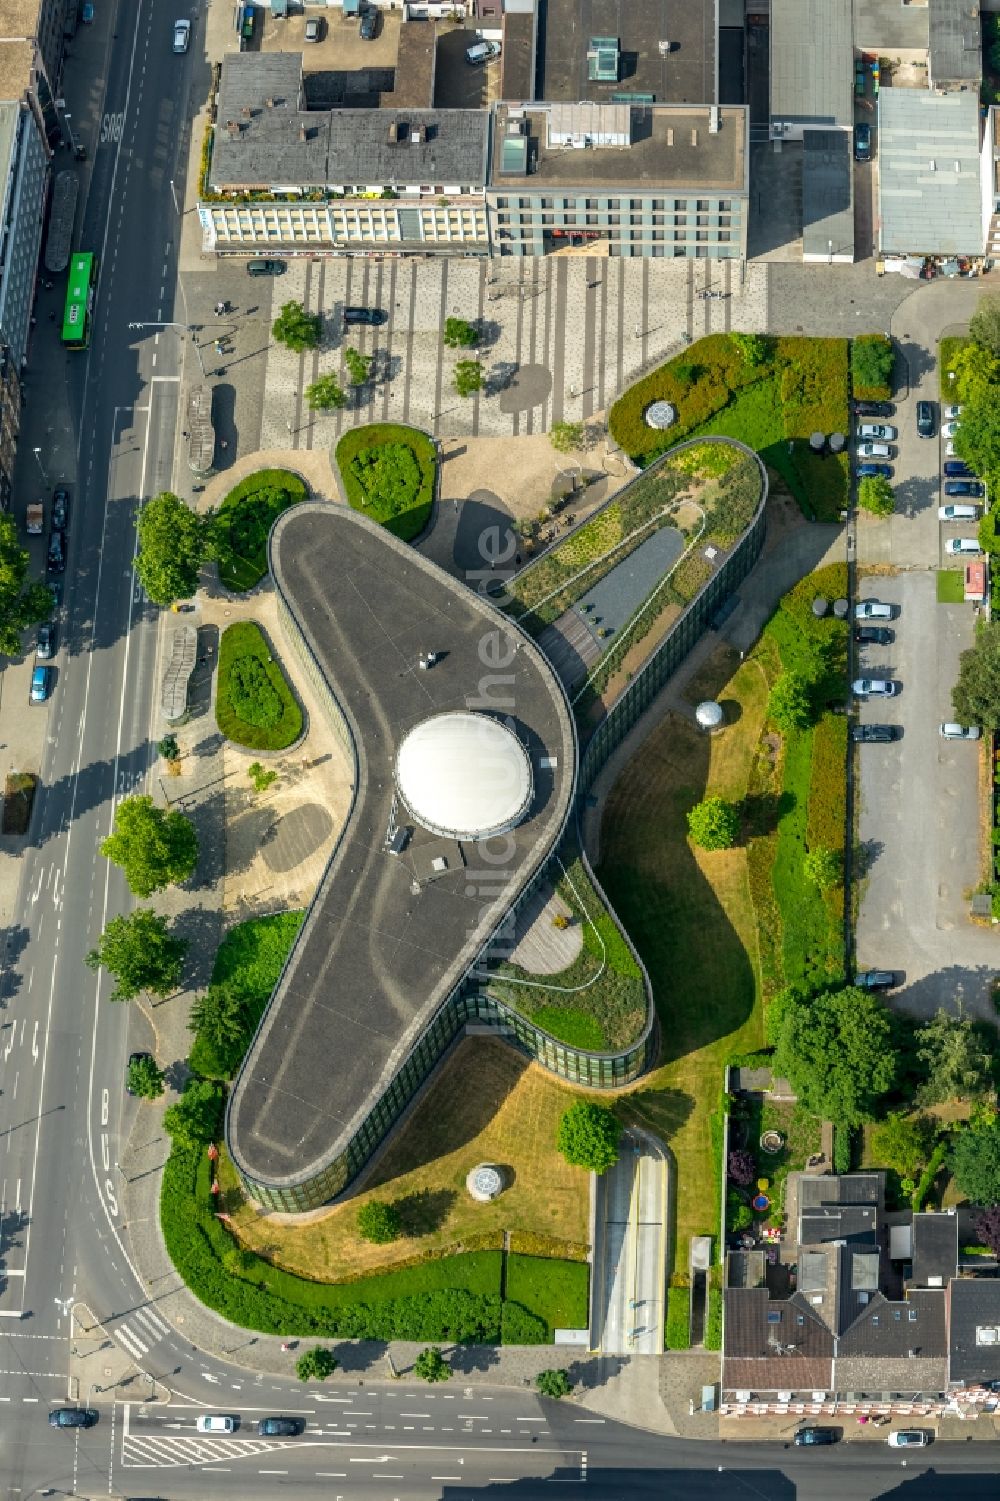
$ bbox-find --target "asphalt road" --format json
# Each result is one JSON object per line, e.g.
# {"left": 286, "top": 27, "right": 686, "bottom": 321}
{"left": 591, "top": 1130, "right": 666, "bottom": 1355}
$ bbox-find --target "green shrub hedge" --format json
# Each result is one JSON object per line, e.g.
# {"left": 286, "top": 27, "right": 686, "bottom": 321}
{"left": 665, "top": 1284, "right": 691, "bottom": 1349}
{"left": 851, "top": 334, "right": 894, "bottom": 401}
{"left": 335, "top": 424, "right": 436, "bottom": 542}
{"left": 216, "top": 622, "right": 302, "bottom": 751}
{"left": 215, "top": 469, "right": 308, "bottom": 592}
{"left": 504, "top": 1253, "right": 590, "bottom": 1334}
{"left": 189, "top": 911, "right": 304, "bottom": 1079}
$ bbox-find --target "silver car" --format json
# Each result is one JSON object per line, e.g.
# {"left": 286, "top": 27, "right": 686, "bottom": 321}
{"left": 852, "top": 678, "right": 897, "bottom": 698}
{"left": 940, "top": 722, "right": 980, "bottom": 740}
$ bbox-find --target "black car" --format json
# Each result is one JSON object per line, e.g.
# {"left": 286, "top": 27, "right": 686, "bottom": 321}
{"left": 359, "top": 8, "right": 378, "bottom": 38}
{"left": 47, "top": 529, "right": 65, "bottom": 572}
{"left": 246, "top": 258, "right": 286, "bottom": 277}
{"left": 794, "top": 1426, "right": 838, "bottom": 1446}
{"left": 856, "top": 969, "right": 896, "bottom": 991}
{"left": 944, "top": 479, "right": 985, "bottom": 498}
{"left": 943, "top": 460, "right": 972, "bottom": 478}
{"left": 854, "top": 123, "right": 872, "bottom": 163}
{"left": 36, "top": 622, "right": 55, "bottom": 659}
{"left": 51, "top": 485, "right": 69, "bottom": 531}
{"left": 851, "top": 723, "right": 896, "bottom": 743}
{"left": 916, "top": 400, "right": 936, "bottom": 438}
{"left": 854, "top": 626, "right": 892, "bottom": 646}
{"left": 854, "top": 401, "right": 894, "bottom": 419}
{"left": 343, "top": 306, "right": 386, "bottom": 327}
{"left": 49, "top": 1407, "right": 98, "bottom": 1428}
{"left": 257, "top": 1416, "right": 302, "bottom": 1437}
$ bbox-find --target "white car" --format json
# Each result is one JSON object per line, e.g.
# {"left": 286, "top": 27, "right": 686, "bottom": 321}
{"left": 942, "top": 420, "right": 960, "bottom": 438}
{"left": 858, "top": 441, "right": 891, "bottom": 459}
{"left": 945, "top": 537, "right": 981, "bottom": 556}
{"left": 938, "top": 503, "right": 980, "bottom": 521}
{"left": 945, "top": 439, "right": 958, "bottom": 457}
{"left": 173, "top": 18, "right": 190, "bottom": 52}
{"left": 855, "top": 599, "right": 893, "bottom": 620}
{"left": 940, "top": 722, "right": 981, "bottom": 740}
{"left": 887, "top": 1429, "right": 928, "bottom": 1448}
{"left": 944, "top": 404, "right": 962, "bottom": 421}
{"left": 858, "top": 423, "right": 897, "bottom": 441}
{"left": 196, "top": 1414, "right": 235, "bottom": 1434}
{"left": 852, "top": 678, "right": 898, "bottom": 698}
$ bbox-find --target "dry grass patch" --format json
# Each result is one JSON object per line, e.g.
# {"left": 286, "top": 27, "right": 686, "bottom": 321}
{"left": 225, "top": 1039, "right": 589, "bottom": 1281}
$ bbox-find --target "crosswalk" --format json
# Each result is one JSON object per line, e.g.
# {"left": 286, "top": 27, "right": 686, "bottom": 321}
{"left": 123, "top": 1431, "right": 289, "bottom": 1467}
{"left": 111, "top": 1304, "right": 170, "bottom": 1365}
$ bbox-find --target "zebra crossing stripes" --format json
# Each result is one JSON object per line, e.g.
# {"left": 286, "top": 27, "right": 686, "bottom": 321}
{"left": 112, "top": 1304, "right": 170, "bottom": 1363}
{"left": 123, "top": 1432, "right": 286, "bottom": 1467}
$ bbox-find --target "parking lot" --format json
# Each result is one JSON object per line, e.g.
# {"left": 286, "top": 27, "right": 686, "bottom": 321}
{"left": 853, "top": 569, "right": 996, "bottom": 1017}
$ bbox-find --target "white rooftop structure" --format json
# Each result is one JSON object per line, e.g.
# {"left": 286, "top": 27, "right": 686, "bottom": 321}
{"left": 877, "top": 89, "right": 984, "bottom": 257}
{"left": 395, "top": 711, "right": 533, "bottom": 842}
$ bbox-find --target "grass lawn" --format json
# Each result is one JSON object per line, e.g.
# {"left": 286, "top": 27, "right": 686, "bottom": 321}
{"left": 215, "top": 621, "right": 302, "bottom": 752}
{"left": 190, "top": 911, "right": 304, "bottom": 1079}
{"left": 505, "top": 1253, "right": 589, "bottom": 1332}
{"left": 598, "top": 648, "right": 769, "bottom": 1252}
{"left": 335, "top": 423, "right": 436, "bottom": 542}
{"left": 733, "top": 1096, "right": 823, "bottom": 1227}
{"left": 223, "top": 1037, "right": 590, "bottom": 1281}
{"left": 215, "top": 469, "right": 307, "bottom": 592}
{"left": 939, "top": 335, "right": 969, "bottom": 400}
{"left": 937, "top": 568, "right": 966, "bottom": 603}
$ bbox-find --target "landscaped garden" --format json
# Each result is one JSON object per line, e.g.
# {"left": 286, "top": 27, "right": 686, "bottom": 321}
{"left": 334, "top": 423, "right": 437, "bottom": 542}
{"left": 215, "top": 621, "right": 303, "bottom": 751}
{"left": 214, "top": 469, "right": 308, "bottom": 592}
{"left": 608, "top": 333, "right": 850, "bottom": 522}
{"left": 189, "top": 911, "right": 304, "bottom": 1079}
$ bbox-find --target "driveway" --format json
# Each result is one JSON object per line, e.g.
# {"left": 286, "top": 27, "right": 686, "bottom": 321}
{"left": 853, "top": 570, "right": 995, "bottom": 1018}
{"left": 591, "top": 1130, "right": 667, "bottom": 1356}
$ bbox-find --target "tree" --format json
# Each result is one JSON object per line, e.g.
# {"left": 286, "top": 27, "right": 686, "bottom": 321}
{"left": 730, "top": 332, "right": 769, "bottom": 367}
{"left": 969, "top": 295, "right": 1000, "bottom": 359}
{"left": 343, "top": 347, "right": 373, "bottom": 386}
{"left": 767, "top": 672, "right": 814, "bottom": 732}
{"left": 126, "top": 1054, "right": 165, "bottom": 1099}
{"left": 454, "top": 359, "right": 484, "bottom": 397}
{"left": 550, "top": 421, "right": 584, "bottom": 455}
{"left": 536, "top": 1369, "right": 573, "bottom": 1399}
{"left": 857, "top": 475, "right": 895, "bottom": 518}
{"left": 85, "top": 908, "right": 187, "bottom": 1003}
{"left": 356, "top": 1200, "right": 402, "bottom": 1244}
{"left": 100, "top": 795, "right": 198, "bottom": 897}
{"left": 272, "top": 300, "right": 321, "bottom": 352}
{"left": 687, "top": 795, "right": 740, "bottom": 852}
{"left": 869, "top": 1112, "right": 935, "bottom": 1180}
{"left": 158, "top": 734, "right": 180, "bottom": 763}
{"left": 305, "top": 374, "right": 346, "bottom": 410}
{"left": 728, "top": 1148, "right": 756, "bottom": 1188}
{"left": 952, "top": 396, "right": 1000, "bottom": 488}
{"left": 950, "top": 1120, "right": 1000, "bottom": 1206}
{"left": 189, "top": 984, "right": 248, "bottom": 1049}
{"left": 295, "top": 1346, "right": 339, "bottom": 1382}
{"left": 803, "top": 847, "right": 841, "bottom": 891}
{"left": 772, "top": 986, "right": 899, "bottom": 1127}
{"left": 443, "top": 316, "right": 478, "bottom": 349}
{"left": 952, "top": 619, "right": 1000, "bottom": 727}
{"left": 949, "top": 339, "right": 1000, "bottom": 406}
{"left": 135, "top": 491, "right": 212, "bottom": 606}
{"left": 851, "top": 335, "right": 894, "bottom": 392}
{"left": 0, "top": 512, "right": 53, "bottom": 656}
{"left": 247, "top": 761, "right": 278, "bottom": 794}
{"left": 162, "top": 1078, "right": 225, "bottom": 1146}
{"left": 916, "top": 1008, "right": 994, "bottom": 1104}
{"left": 413, "top": 1346, "right": 451, "bottom": 1383}
{"left": 973, "top": 1203, "right": 1000, "bottom": 1256}
{"left": 556, "top": 1100, "right": 621, "bottom": 1174}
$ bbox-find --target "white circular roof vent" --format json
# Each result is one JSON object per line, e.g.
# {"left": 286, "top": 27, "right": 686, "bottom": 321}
{"left": 696, "top": 700, "right": 724, "bottom": 730}
{"left": 467, "top": 1163, "right": 505, "bottom": 1201}
{"left": 395, "top": 711, "right": 533, "bottom": 842}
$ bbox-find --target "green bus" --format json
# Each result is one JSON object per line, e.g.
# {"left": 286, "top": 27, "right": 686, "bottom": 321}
{"left": 61, "top": 251, "right": 97, "bottom": 349}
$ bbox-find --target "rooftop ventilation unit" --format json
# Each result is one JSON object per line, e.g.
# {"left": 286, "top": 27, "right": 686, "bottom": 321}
{"left": 587, "top": 35, "right": 620, "bottom": 82}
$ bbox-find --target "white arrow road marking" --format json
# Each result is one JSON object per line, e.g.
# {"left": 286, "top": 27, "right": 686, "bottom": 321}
{"left": 31, "top": 1022, "right": 39, "bottom": 1063}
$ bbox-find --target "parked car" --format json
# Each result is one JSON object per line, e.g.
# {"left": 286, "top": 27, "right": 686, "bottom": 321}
{"left": 51, "top": 485, "right": 69, "bottom": 531}
{"left": 938, "top": 503, "right": 980, "bottom": 520}
{"left": 246, "top": 259, "right": 286, "bottom": 277}
{"left": 916, "top": 400, "right": 936, "bottom": 438}
{"left": 945, "top": 538, "right": 982, "bottom": 556}
{"left": 855, "top": 599, "right": 893, "bottom": 620}
{"left": 30, "top": 665, "right": 52, "bottom": 704}
{"left": 852, "top": 678, "right": 897, "bottom": 697}
{"left": 855, "top": 970, "right": 896, "bottom": 991}
{"left": 36, "top": 622, "right": 55, "bottom": 660}
{"left": 855, "top": 626, "right": 892, "bottom": 646}
{"left": 257, "top": 1417, "right": 302, "bottom": 1436}
{"left": 172, "top": 18, "right": 190, "bottom": 51}
{"left": 943, "top": 461, "right": 972, "bottom": 478}
{"left": 851, "top": 723, "right": 897, "bottom": 743}
{"left": 887, "top": 1429, "right": 928, "bottom": 1448}
{"left": 944, "top": 480, "right": 984, "bottom": 498}
{"left": 196, "top": 1414, "right": 236, "bottom": 1434}
{"left": 856, "top": 462, "right": 892, "bottom": 479}
{"left": 794, "top": 1426, "right": 838, "bottom": 1446}
{"left": 943, "top": 404, "right": 963, "bottom": 421}
{"left": 80, "top": 2, "right": 95, "bottom": 22}
{"left": 858, "top": 441, "right": 892, "bottom": 459}
{"left": 940, "top": 722, "right": 981, "bottom": 740}
{"left": 945, "top": 439, "right": 959, "bottom": 457}
{"left": 359, "top": 8, "right": 378, "bottom": 39}
{"left": 304, "top": 16, "right": 322, "bottom": 40}
{"left": 47, "top": 529, "right": 65, "bottom": 572}
{"left": 854, "top": 401, "right": 894, "bottom": 418}
{"left": 943, "top": 420, "right": 961, "bottom": 439}
{"left": 343, "top": 306, "right": 386, "bottom": 326}
{"left": 466, "top": 40, "right": 501, "bottom": 65}
{"left": 858, "top": 423, "right": 897, "bottom": 441}
{"left": 49, "top": 1407, "right": 97, "bottom": 1428}
{"left": 854, "top": 122, "right": 872, "bottom": 162}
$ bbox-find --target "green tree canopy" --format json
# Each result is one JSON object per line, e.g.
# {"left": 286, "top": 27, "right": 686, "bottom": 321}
{"left": 950, "top": 1119, "right": 1000, "bottom": 1206}
{"left": 803, "top": 847, "right": 841, "bottom": 891}
{"left": 550, "top": 420, "right": 584, "bottom": 454}
{"left": 162, "top": 1078, "right": 225, "bottom": 1146}
{"left": 295, "top": 1346, "right": 339, "bottom": 1382}
{"left": 135, "top": 491, "right": 213, "bottom": 606}
{"left": 730, "top": 332, "right": 770, "bottom": 367}
{"left": 772, "top": 986, "right": 899, "bottom": 1127}
{"left": 687, "top": 795, "right": 740, "bottom": 851}
{"left": 85, "top": 908, "right": 187, "bottom": 1002}
{"left": 272, "top": 301, "right": 322, "bottom": 352}
{"left": 953, "top": 395, "right": 1000, "bottom": 490}
{"left": 952, "top": 619, "right": 1000, "bottom": 727}
{"left": 869, "top": 1112, "right": 935, "bottom": 1181}
{"left": 344, "top": 348, "right": 373, "bottom": 386}
{"left": 969, "top": 296, "right": 1000, "bottom": 359}
{"left": 443, "top": 317, "right": 478, "bottom": 348}
{"left": 100, "top": 795, "right": 198, "bottom": 897}
{"left": 536, "top": 1369, "right": 573, "bottom": 1399}
{"left": 454, "top": 359, "right": 484, "bottom": 397}
{"left": 305, "top": 374, "right": 346, "bottom": 410}
{"left": 556, "top": 1100, "right": 622, "bottom": 1174}
{"left": 126, "top": 1054, "right": 165, "bottom": 1099}
{"left": 189, "top": 984, "right": 248, "bottom": 1050}
{"left": 357, "top": 1200, "right": 402, "bottom": 1245}
{"left": 851, "top": 335, "right": 894, "bottom": 392}
{"left": 0, "top": 511, "right": 54, "bottom": 654}
{"left": 915, "top": 1008, "right": 994, "bottom": 1105}
{"left": 413, "top": 1346, "right": 451, "bottom": 1383}
{"left": 767, "top": 671, "right": 814, "bottom": 732}
{"left": 158, "top": 734, "right": 180, "bottom": 762}
{"left": 950, "top": 339, "right": 1000, "bottom": 406}
{"left": 857, "top": 475, "right": 895, "bottom": 517}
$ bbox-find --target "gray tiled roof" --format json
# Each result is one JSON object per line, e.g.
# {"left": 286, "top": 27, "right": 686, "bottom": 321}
{"left": 839, "top": 1291, "right": 947, "bottom": 1362}
{"left": 948, "top": 1278, "right": 1000, "bottom": 1384}
{"left": 802, "top": 129, "right": 854, "bottom": 261}
{"left": 769, "top": 0, "right": 852, "bottom": 128}
{"left": 929, "top": 0, "right": 982, "bottom": 86}
{"left": 877, "top": 88, "right": 983, "bottom": 257}
{"left": 912, "top": 1212, "right": 958, "bottom": 1287}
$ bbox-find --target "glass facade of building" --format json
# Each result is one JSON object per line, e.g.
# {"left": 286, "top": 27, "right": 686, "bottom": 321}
{"left": 490, "top": 193, "right": 746, "bottom": 260}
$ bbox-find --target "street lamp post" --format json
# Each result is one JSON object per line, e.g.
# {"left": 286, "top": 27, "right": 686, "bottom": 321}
{"left": 128, "top": 319, "right": 207, "bottom": 377}
{"left": 169, "top": 178, "right": 180, "bottom": 217}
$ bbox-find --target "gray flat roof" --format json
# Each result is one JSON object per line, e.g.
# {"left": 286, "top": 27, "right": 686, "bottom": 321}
{"left": 802, "top": 129, "right": 854, "bottom": 260}
{"left": 539, "top": 0, "right": 717, "bottom": 105}
{"left": 491, "top": 102, "right": 747, "bottom": 191}
{"left": 227, "top": 503, "right": 576, "bottom": 1194}
{"left": 770, "top": 0, "right": 852, "bottom": 129}
{"left": 929, "top": 0, "right": 982, "bottom": 87}
{"left": 877, "top": 88, "right": 983, "bottom": 256}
